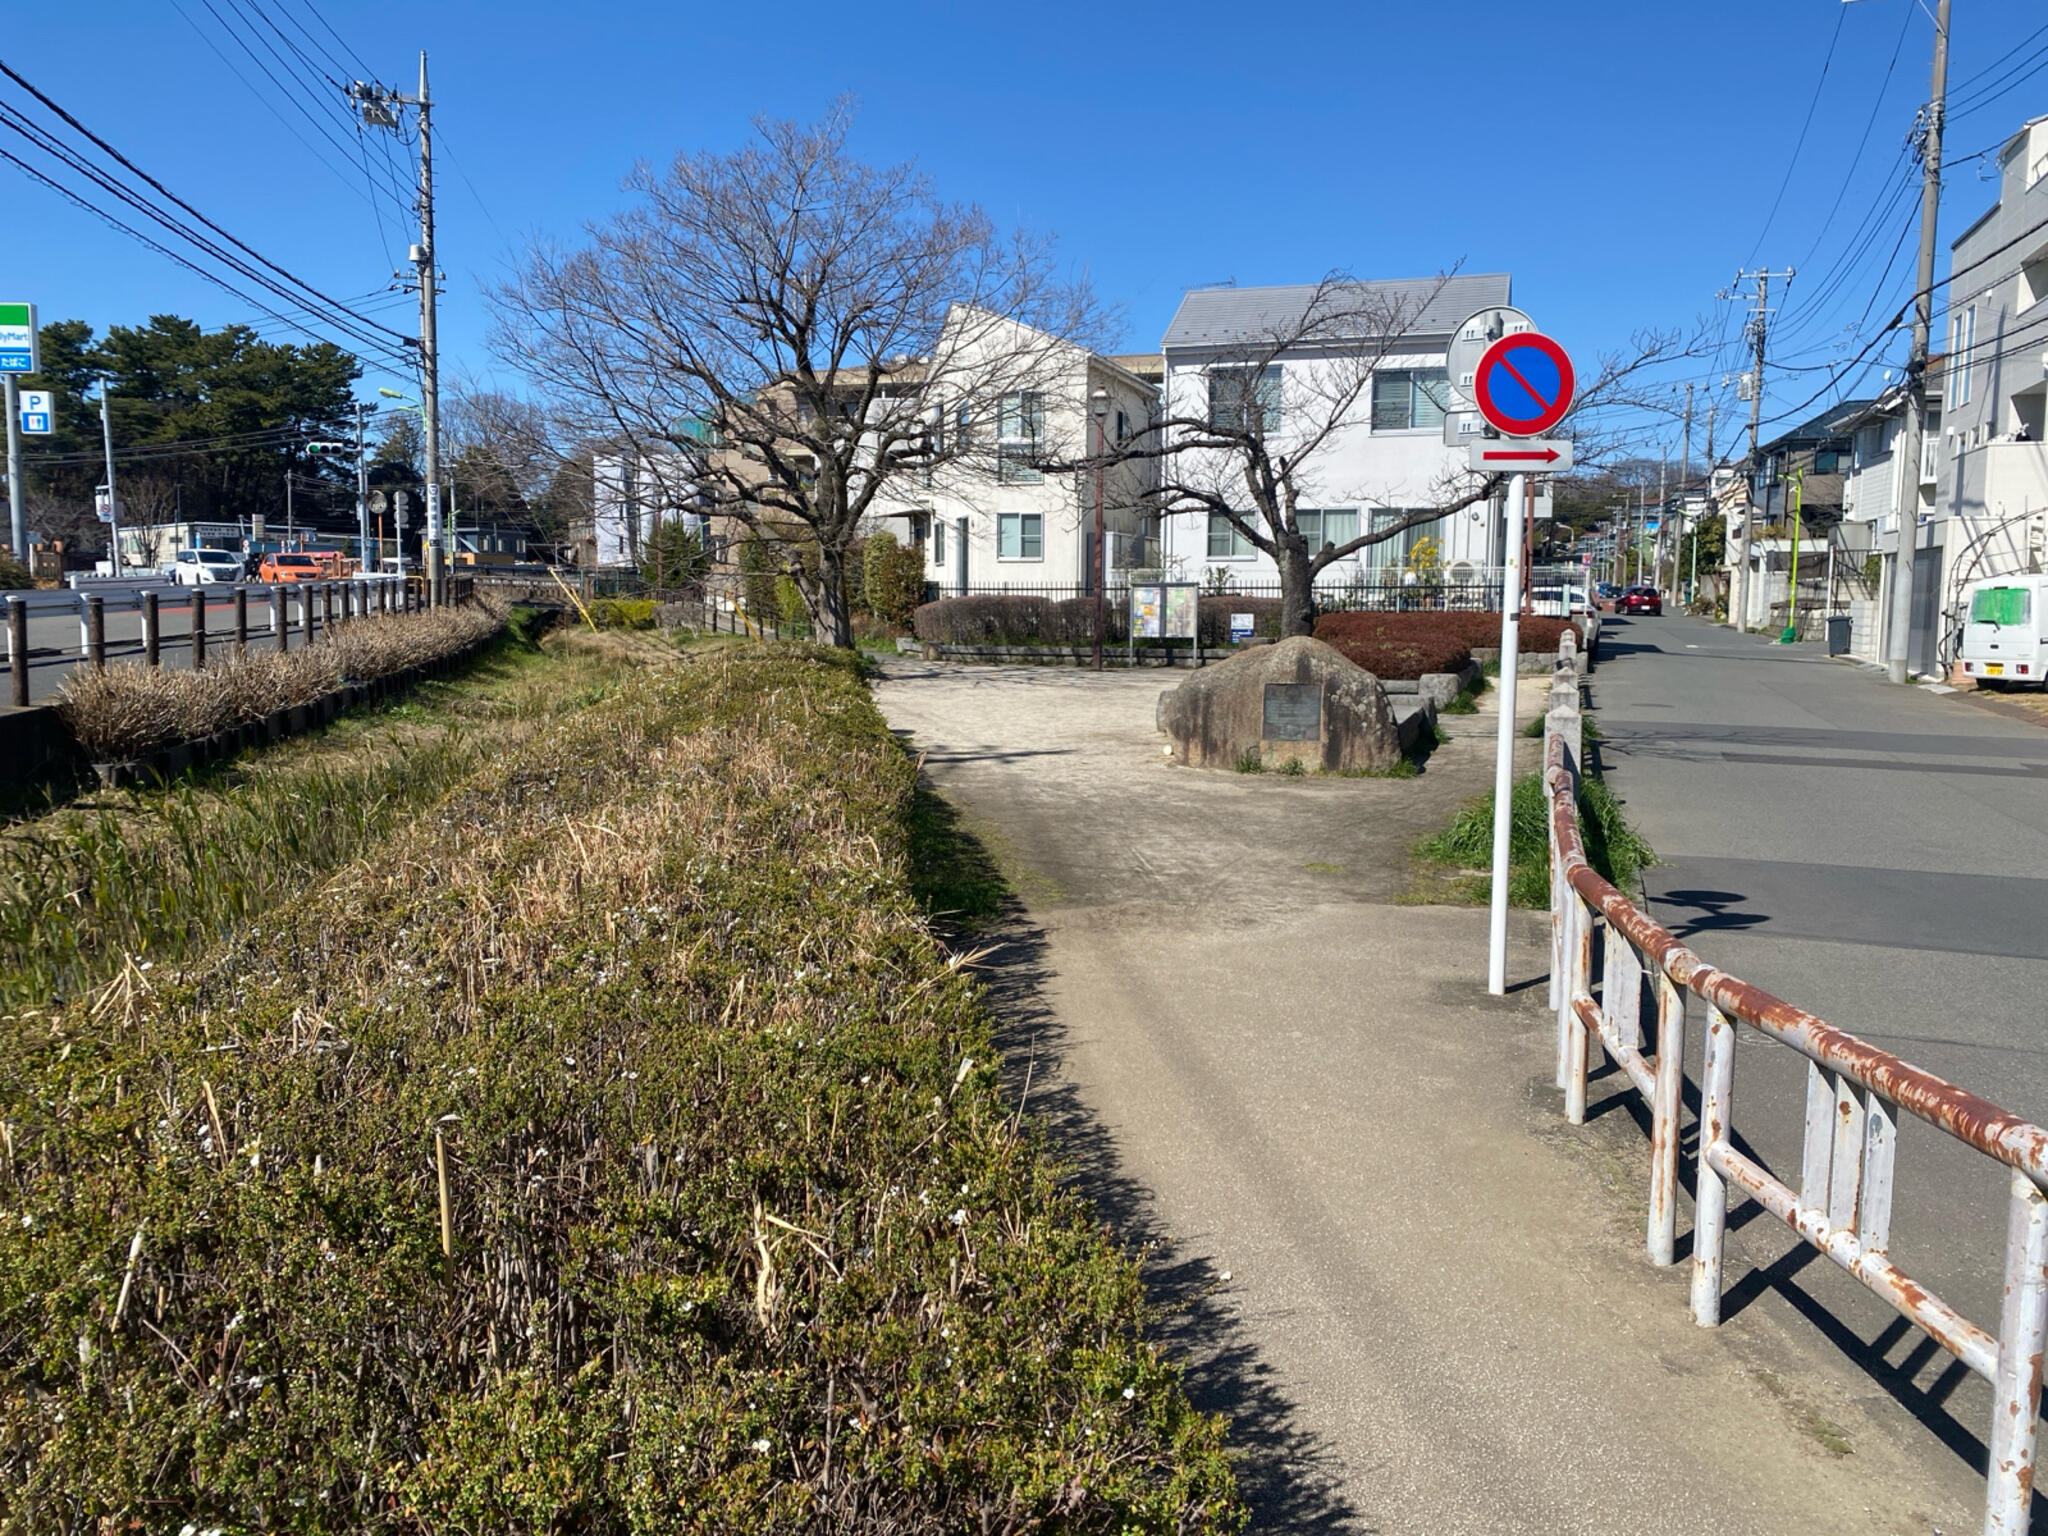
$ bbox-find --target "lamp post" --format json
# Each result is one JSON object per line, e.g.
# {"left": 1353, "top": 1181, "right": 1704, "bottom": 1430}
{"left": 1090, "top": 388, "right": 1110, "bottom": 671}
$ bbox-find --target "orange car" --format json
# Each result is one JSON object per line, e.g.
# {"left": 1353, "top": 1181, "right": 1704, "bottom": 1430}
{"left": 258, "top": 553, "right": 324, "bottom": 582}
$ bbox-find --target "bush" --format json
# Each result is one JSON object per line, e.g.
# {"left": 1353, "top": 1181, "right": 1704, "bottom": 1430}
{"left": 861, "top": 532, "right": 926, "bottom": 628}
{"left": 588, "top": 597, "right": 658, "bottom": 630}
{"left": 639, "top": 522, "right": 708, "bottom": 590}
{"left": 55, "top": 603, "right": 505, "bottom": 759}
{"left": 1313, "top": 612, "right": 1472, "bottom": 680}
{"left": 0, "top": 646, "right": 1243, "bottom": 1531}
{"left": 913, "top": 594, "right": 1126, "bottom": 647}
{"left": 1195, "top": 595, "right": 1283, "bottom": 646}
{"left": 0, "top": 553, "right": 33, "bottom": 589}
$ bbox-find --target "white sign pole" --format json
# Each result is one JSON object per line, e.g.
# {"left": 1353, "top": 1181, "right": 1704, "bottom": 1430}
{"left": 4, "top": 375, "right": 22, "bottom": 559}
{"left": 1486, "top": 472, "right": 1529, "bottom": 996}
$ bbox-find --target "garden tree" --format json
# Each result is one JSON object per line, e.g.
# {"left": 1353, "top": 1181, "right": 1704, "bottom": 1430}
{"left": 443, "top": 382, "right": 565, "bottom": 522}
{"left": 640, "top": 517, "right": 709, "bottom": 589}
{"left": 492, "top": 100, "right": 1100, "bottom": 648}
{"left": 1121, "top": 276, "right": 1700, "bottom": 637}
{"left": 860, "top": 530, "right": 925, "bottom": 626}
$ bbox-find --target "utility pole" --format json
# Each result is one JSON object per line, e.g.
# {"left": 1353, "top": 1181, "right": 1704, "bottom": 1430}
{"left": 1680, "top": 383, "right": 1694, "bottom": 601}
{"left": 97, "top": 374, "right": 122, "bottom": 576}
{"left": 350, "top": 54, "right": 441, "bottom": 604}
{"left": 1729, "top": 268, "right": 1793, "bottom": 632}
{"left": 1885, "top": 0, "right": 1951, "bottom": 685}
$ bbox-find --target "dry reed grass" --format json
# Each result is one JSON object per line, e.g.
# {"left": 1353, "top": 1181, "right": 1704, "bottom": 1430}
{"left": 55, "top": 603, "right": 504, "bottom": 760}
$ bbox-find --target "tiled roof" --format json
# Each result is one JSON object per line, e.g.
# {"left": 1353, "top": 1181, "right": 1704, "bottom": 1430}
{"left": 1161, "top": 272, "right": 1512, "bottom": 350}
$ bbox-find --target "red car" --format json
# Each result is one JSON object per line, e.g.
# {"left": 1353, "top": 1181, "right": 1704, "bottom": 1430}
{"left": 1620, "top": 585, "right": 1663, "bottom": 616}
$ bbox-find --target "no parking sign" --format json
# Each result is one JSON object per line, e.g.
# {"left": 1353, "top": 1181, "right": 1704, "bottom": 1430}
{"left": 1472, "top": 332, "right": 1574, "bottom": 438}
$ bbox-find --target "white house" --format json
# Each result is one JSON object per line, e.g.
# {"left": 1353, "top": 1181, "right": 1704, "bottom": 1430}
{"left": 864, "top": 308, "right": 1159, "bottom": 595}
{"left": 585, "top": 446, "right": 703, "bottom": 570}
{"left": 1919, "top": 111, "right": 2048, "bottom": 668}
{"left": 1155, "top": 274, "right": 1516, "bottom": 592}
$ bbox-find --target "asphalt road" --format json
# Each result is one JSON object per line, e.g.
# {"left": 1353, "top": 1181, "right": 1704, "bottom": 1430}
{"left": 1592, "top": 609, "right": 2048, "bottom": 1488}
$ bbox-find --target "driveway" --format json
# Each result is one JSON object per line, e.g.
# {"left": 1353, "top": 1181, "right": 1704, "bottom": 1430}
{"left": 876, "top": 654, "right": 1984, "bottom": 1535}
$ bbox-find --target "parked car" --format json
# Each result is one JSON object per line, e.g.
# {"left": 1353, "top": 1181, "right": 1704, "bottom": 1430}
{"left": 258, "top": 552, "right": 325, "bottom": 583}
{"left": 1620, "top": 585, "right": 1663, "bottom": 616}
{"left": 169, "top": 548, "right": 245, "bottom": 586}
{"left": 1530, "top": 581, "right": 1590, "bottom": 618}
{"left": 1959, "top": 574, "right": 2048, "bottom": 688}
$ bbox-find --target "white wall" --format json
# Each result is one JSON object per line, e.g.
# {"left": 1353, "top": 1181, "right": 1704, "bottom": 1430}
{"left": 865, "top": 310, "right": 1158, "bottom": 593}
{"left": 1157, "top": 344, "right": 1495, "bottom": 588}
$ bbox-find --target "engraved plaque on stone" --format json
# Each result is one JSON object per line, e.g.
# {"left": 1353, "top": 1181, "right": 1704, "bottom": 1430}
{"left": 1262, "top": 682, "right": 1321, "bottom": 741}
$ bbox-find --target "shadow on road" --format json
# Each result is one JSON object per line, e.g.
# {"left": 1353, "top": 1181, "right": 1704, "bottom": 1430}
{"left": 906, "top": 778, "right": 1370, "bottom": 1532}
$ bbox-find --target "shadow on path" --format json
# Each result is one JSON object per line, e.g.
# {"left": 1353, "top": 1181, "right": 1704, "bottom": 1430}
{"left": 906, "top": 780, "right": 1370, "bottom": 1532}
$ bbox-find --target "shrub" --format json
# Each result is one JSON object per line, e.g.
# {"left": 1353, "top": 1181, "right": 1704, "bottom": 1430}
{"left": 1196, "top": 595, "right": 1283, "bottom": 646}
{"left": 1313, "top": 611, "right": 1472, "bottom": 680}
{"left": 913, "top": 594, "right": 1127, "bottom": 647}
{"left": 55, "top": 604, "right": 504, "bottom": 759}
{"left": 861, "top": 532, "right": 926, "bottom": 628}
{"left": 0, "top": 646, "right": 1243, "bottom": 1532}
{"left": 0, "top": 553, "right": 33, "bottom": 589}
{"left": 587, "top": 597, "right": 658, "bottom": 630}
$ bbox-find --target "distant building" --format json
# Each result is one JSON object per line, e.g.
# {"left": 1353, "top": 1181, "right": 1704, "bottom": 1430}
{"left": 582, "top": 446, "right": 703, "bottom": 570}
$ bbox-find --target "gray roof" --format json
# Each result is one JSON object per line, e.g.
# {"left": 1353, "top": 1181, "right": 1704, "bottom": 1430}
{"left": 1161, "top": 272, "right": 1511, "bottom": 351}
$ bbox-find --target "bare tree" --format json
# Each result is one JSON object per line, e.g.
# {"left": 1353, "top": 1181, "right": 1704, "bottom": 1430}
{"left": 1127, "top": 276, "right": 1701, "bottom": 636}
{"left": 491, "top": 101, "right": 1102, "bottom": 647}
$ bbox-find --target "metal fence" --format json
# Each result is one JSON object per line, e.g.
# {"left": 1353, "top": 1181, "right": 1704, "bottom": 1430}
{"left": 1541, "top": 657, "right": 2048, "bottom": 1535}
{"left": 5, "top": 577, "right": 459, "bottom": 709}
{"left": 927, "top": 577, "right": 1517, "bottom": 612}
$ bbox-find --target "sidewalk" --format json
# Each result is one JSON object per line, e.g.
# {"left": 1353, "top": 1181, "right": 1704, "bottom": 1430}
{"left": 877, "top": 656, "right": 1980, "bottom": 1534}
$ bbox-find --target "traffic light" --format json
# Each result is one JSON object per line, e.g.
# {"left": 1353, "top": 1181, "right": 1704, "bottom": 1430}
{"left": 306, "top": 440, "right": 350, "bottom": 456}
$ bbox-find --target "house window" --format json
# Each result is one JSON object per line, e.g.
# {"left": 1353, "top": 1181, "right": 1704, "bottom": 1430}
{"left": 1949, "top": 307, "right": 1976, "bottom": 408}
{"left": 997, "top": 391, "right": 1043, "bottom": 483}
{"left": 931, "top": 519, "right": 946, "bottom": 567}
{"left": 1364, "top": 508, "right": 1407, "bottom": 570}
{"left": 1208, "top": 365, "right": 1281, "bottom": 433}
{"left": 1297, "top": 507, "right": 1359, "bottom": 553}
{"left": 1812, "top": 450, "right": 1840, "bottom": 475}
{"left": 1115, "top": 408, "right": 1132, "bottom": 446}
{"left": 997, "top": 512, "right": 1043, "bottom": 560}
{"left": 1372, "top": 369, "right": 1452, "bottom": 431}
{"left": 1207, "top": 512, "right": 1255, "bottom": 558}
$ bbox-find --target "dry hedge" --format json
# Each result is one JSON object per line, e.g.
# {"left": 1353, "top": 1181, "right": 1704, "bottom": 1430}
{"left": 55, "top": 604, "right": 504, "bottom": 760}
{"left": 1312, "top": 610, "right": 1575, "bottom": 680}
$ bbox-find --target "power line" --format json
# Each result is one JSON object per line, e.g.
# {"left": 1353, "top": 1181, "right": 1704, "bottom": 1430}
{"left": 1744, "top": 3, "right": 1848, "bottom": 268}
{"left": 1799, "top": 0, "right": 1919, "bottom": 272}
{"left": 0, "top": 59, "right": 415, "bottom": 359}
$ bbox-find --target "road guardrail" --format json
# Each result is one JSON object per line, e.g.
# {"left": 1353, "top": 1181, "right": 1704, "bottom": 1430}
{"left": 1542, "top": 661, "right": 2048, "bottom": 1536}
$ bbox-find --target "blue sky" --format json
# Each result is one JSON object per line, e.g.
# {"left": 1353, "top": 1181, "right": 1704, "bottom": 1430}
{"left": 5, "top": 0, "right": 2045, "bottom": 460}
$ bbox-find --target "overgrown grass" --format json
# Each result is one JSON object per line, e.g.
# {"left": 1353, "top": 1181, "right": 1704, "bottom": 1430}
{"left": 0, "top": 621, "right": 641, "bottom": 1012}
{"left": 1414, "top": 756, "right": 1654, "bottom": 908}
{"left": 0, "top": 642, "right": 1241, "bottom": 1532}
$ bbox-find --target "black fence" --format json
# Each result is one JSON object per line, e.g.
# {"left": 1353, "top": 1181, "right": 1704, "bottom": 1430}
{"left": 925, "top": 578, "right": 1510, "bottom": 613}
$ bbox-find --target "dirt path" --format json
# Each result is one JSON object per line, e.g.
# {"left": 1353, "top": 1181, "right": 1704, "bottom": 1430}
{"left": 876, "top": 656, "right": 1981, "bottom": 1536}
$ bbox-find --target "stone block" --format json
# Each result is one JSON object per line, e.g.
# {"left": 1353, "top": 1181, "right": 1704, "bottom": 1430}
{"left": 1157, "top": 636, "right": 1402, "bottom": 773}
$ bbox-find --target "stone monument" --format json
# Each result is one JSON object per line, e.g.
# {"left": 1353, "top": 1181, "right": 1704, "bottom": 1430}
{"left": 1157, "top": 636, "right": 1402, "bottom": 773}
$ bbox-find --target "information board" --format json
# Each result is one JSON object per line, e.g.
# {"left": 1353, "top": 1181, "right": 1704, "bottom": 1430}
{"left": 1262, "top": 682, "right": 1321, "bottom": 741}
{"left": 1129, "top": 582, "right": 1199, "bottom": 642}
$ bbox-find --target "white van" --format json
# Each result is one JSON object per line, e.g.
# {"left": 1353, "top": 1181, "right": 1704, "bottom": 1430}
{"left": 170, "top": 548, "right": 245, "bottom": 586}
{"left": 1959, "top": 575, "right": 2048, "bottom": 687}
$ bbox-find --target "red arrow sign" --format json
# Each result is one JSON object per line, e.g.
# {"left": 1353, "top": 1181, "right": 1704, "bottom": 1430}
{"left": 1479, "top": 448, "right": 1563, "bottom": 463}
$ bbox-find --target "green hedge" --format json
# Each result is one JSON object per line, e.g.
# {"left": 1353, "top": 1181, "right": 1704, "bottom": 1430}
{"left": 0, "top": 645, "right": 1241, "bottom": 1532}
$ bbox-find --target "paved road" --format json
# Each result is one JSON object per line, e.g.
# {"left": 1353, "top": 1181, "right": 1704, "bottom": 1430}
{"left": 879, "top": 658, "right": 1983, "bottom": 1534}
{"left": 1592, "top": 610, "right": 2048, "bottom": 1493}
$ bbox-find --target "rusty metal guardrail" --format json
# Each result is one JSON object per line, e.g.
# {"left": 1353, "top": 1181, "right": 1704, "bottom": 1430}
{"left": 1542, "top": 661, "right": 2048, "bottom": 1536}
